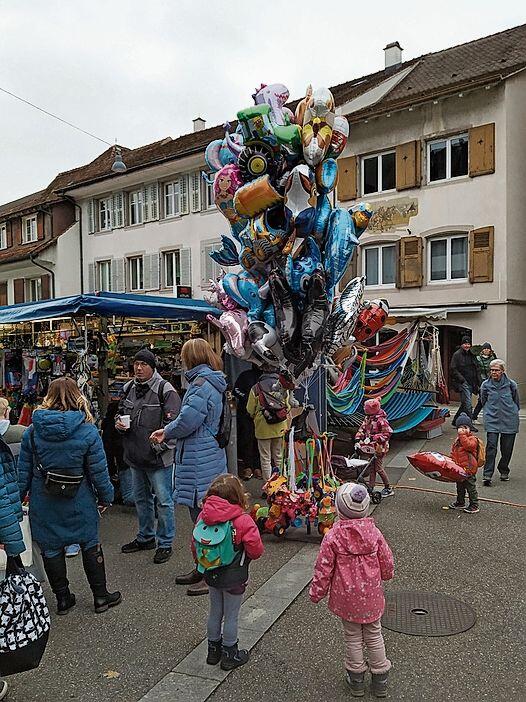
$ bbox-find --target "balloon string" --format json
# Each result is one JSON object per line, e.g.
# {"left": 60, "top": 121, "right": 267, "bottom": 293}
{"left": 392, "top": 484, "right": 526, "bottom": 508}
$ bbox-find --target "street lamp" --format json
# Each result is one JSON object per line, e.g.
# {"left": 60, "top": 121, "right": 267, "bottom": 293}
{"left": 111, "top": 145, "right": 127, "bottom": 173}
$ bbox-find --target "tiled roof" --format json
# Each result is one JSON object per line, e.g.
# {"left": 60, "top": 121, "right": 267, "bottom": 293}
{"left": 0, "top": 238, "right": 52, "bottom": 265}
{"left": 2, "top": 23, "right": 526, "bottom": 212}
{"left": 0, "top": 189, "right": 52, "bottom": 219}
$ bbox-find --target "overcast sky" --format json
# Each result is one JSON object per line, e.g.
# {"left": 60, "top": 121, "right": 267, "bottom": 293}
{"left": 0, "top": 0, "right": 524, "bottom": 203}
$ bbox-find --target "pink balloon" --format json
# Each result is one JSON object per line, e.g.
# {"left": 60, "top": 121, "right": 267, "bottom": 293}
{"left": 207, "top": 309, "right": 248, "bottom": 357}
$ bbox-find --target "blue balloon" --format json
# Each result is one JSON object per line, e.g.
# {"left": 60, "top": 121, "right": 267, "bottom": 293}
{"left": 323, "top": 208, "right": 359, "bottom": 293}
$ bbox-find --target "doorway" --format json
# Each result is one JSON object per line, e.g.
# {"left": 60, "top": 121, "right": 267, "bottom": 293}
{"left": 438, "top": 324, "right": 472, "bottom": 399}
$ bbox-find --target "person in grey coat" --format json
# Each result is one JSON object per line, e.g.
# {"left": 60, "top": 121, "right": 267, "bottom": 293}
{"left": 479, "top": 359, "right": 520, "bottom": 486}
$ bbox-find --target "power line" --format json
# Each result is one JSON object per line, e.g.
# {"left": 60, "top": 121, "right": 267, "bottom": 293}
{"left": 0, "top": 85, "right": 113, "bottom": 147}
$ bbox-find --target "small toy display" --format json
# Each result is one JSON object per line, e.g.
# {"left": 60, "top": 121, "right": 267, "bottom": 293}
{"left": 407, "top": 451, "right": 470, "bottom": 483}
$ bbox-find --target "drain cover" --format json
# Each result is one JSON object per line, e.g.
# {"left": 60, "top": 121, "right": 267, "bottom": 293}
{"left": 382, "top": 591, "right": 476, "bottom": 637}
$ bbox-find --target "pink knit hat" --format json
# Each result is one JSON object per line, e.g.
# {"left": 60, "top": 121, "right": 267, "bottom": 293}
{"left": 364, "top": 398, "right": 381, "bottom": 415}
{"left": 335, "top": 483, "right": 370, "bottom": 519}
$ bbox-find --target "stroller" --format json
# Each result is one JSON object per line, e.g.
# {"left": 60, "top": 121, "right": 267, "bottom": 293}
{"left": 331, "top": 452, "right": 383, "bottom": 504}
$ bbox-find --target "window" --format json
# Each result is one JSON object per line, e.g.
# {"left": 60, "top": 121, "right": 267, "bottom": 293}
{"left": 205, "top": 174, "right": 215, "bottom": 210}
{"left": 363, "top": 244, "right": 396, "bottom": 287}
{"left": 128, "top": 256, "right": 144, "bottom": 291}
{"left": 98, "top": 198, "right": 112, "bottom": 231}
{"left": 0, "top": 223, "right": 7, "bottom": 250}
{"left": 22, "top": 216, "right": 37, "bottom": 243}
{"left": 97, "top": 260, "right": 111, "bottom": 291}
{"left": 164, "top": 181, "right": 180, "bottom": 218}
{"left": 129, "top": 190, "right": 144, "bottom": 225}
{"left": 162, "top": 250, "right": 181, "bottom": 288}
{"left": 27, "top": 278, "right": 42, "bottom": 302}
{"left": 362, "top": 151, "right": 396, "bottom": 195}
{"left": 164, "top": 175, "right": 191, "bottom": 218}
{"left": 428, "top": 235, "right": 468, "bottom": 282}
{"left": 428, "top": 134, "right": 468, "bottom": 182}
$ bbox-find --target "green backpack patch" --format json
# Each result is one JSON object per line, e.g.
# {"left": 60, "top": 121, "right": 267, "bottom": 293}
{"left": 193, "top": 519, "right": 236, "bottom": 574}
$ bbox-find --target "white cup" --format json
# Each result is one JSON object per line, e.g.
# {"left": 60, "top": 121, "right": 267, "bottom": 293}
{"left": 120, "top": 415, "right": 131, "bottom": 429}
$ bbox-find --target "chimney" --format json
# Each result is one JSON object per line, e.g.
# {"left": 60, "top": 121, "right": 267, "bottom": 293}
{"left": 193, "top": 117, "right": 206, "bottom": 132}
{"left": 384, "top": 41, "right": 403, "bottom": 69}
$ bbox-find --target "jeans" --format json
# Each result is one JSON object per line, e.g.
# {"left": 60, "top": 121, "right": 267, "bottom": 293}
{"left": 119, "top": 468, "right": 135, "bottom": 506}
{"left": 207, "top": 586, "right": 243, "bottom": 647}
{"left": 456, "top": 474, "right": 479, "bottom": 508}
{"left": 453, "top": 382, "right": 473, "bottom": 424}
{"left": 257, "top": 437, "right": 283, "bottom": 481}
{"left": 131, "top": 465, "right": 175, "bottom": 548}
{"left": 483, "top": 433, "right": 516, "bottom": 480}
{"left": 342, "top": 618, "right": 391, "bottom": 675}
{"left": 472, "top": 397, "right": 483, "bottom": 420}
{"left": 42, "top": 539, "right": 99, "bottom": 559}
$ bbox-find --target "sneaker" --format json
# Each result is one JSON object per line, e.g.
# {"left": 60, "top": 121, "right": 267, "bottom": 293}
{"left": 464, "top": 505, "right": 480, "bottom": 514}
{"left": 500, "top": 474, "right": 510, "bottom": 482}
{"left": 473, "top": 418, "right": 481, "bottom": 425}
{"left": 153, "top": 547, "right": 172, "bottom": 564}
{"left": 65, "top": 544, "right": 81, "bottom": 558}
{"left": 346, "top": 671, "right": 365, "bottom": 697}
{"left": 483, "top": 479, "right": 492, "bottom": 487}
{"left": 0, "top": 680, "right": 8, "bottom": 701}
{"left": 121, "top": 538, "right": 156, "bottom": 553}
{"left": 448, "top": 502, "right": 466, "bottom": 510}
{"left": 380, "top": 487, "right": 395, "bottom": 498}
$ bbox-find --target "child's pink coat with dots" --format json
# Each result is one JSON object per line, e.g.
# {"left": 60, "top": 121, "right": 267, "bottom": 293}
{"left": 309, "top": 517, "right": 394, "bottom": 623}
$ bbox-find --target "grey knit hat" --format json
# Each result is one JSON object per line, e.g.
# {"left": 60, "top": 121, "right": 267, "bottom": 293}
{"left": 335, "top": 483, "right": 370, "bottom": 520}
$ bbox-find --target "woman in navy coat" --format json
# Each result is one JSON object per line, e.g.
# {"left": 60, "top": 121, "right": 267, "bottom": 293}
{"left": 18, "top": 377, "right": 121, "bottom": 615}
{"left": 151, "top": 338, "right": 226, "bottom": 595}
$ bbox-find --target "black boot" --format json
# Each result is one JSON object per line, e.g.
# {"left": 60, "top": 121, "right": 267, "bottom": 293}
{"left": 220, "top": 642, "right": 249, "bottom": 671}
{"left": 42, "top": 553, "right": 76, "bottom": 615}
{"left": 81, "top": 546, "right": 122, "bottom": 613}
{"left": 206, "top": 639, "right": 222, "bottom": 665}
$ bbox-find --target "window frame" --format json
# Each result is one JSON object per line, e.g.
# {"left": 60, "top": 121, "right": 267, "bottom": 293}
{"left": 362, "top": 243, "right": 397, "bottom": 289}
{"left": 96, "top": 259, "right": 112, "bottom": 291}
{"left": 427, "top": 234, "right": 469, "bottom": 284}
{"left": 129, "top": 189, "right": 144, "bottom": 226}
{"left": 162, "top": 250, "right": 182, "bottom": 289}
{"left": 0, "top": 223, "right": 7, "bottom": 250}
{"left": 27, "top": 277, "right": 42, "bottom": 302}
{"left": 98, "top": 197, "right": 113, "bottom": 231}
{"left": 128, "top": 256, "right": 144, "bottom": 291}
{"left": 361, "top": 150, "right": 396, "bottom": 196}
{"left": 22, "top": 215, "right": 38, "bottom": 244}
{"left": 427, "top": 133, "right": 469, "bottom": 183}
{"left": 164, "top": 180, "right": 181, "bottom": 219}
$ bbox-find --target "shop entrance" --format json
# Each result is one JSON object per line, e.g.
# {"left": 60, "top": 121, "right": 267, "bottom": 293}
{"left": 438, "top": 324, "right": 472, "bottom": 399}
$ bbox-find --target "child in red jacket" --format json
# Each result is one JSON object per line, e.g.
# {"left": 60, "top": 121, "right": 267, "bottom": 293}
{"left": 448, "top": 413, "right": 480, "bottom": 514}
{"left": 195, "top": 474, "right": 264, "bottom": 671}
{"left": 355, "top": 398, "right": 394, "bottom": 497}
{"left": 310, "top": 482, "right": 394, "bottom": 698}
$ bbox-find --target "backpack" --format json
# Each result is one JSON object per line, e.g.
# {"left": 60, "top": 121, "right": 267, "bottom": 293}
{"left": 256, "top": 383, "right": 288, "bottom": 424}
{"left": 193, "top": 519, "right": 236, "bottom": 574}
{"left": 121, "top": 379, "right": 167, "bottom": 414}
{"left": 476, "top": 438, "right": 486, "bottom": 468}
{"left": 194, "top": 378, "right": 232, "bottom": 448}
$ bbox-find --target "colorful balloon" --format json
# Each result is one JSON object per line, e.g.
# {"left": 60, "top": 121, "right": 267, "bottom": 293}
{"left": 301, "top": 88, "right": 335, "bottom": 167}
{"left": 323, "top": 208, "right": 360, "bottom": 292}
{"left": 323, "top": 276, "right": 366, "bottom": 355}
{"left": 354, "top": 299, "right": 389, "bottom": 342}
{"left": 408, "top": 452, "right": 470, "bottom": 483}
{"left": 327, "top": 116, "right": 349, "bottom": 159}
{"left": 252, "top": 83, "right": 290, "bottom": 127}
{"left": 207, "top": 309, "right": 248, "bottom": 358}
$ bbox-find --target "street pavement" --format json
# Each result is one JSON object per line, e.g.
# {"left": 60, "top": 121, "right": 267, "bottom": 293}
{"left": 6, "top": 420, "right": 526, "bottom": 701}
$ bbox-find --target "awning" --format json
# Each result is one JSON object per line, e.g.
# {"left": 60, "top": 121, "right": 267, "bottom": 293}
{"left": 0, "top": 291, "right": 219, "bottom": 324}
{"left": 387, "top": 304, "right": 485, "bottom": 322}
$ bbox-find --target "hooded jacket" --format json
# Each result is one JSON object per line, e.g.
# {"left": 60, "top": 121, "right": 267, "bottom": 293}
{"left": 17, "top": 410, "right": 114, "bottom": 551}
{"left": 450, "top": 431, "right": 479, "bottom": 475}
{"left": 309, "top": 517, "right": 394, "bottom": 623}
{"left": 480, "top": 373, "right": 520, "bottom": 434}
{"left": 200, "top": 495, "right": 264, "bottom": 561}
{"left": 246, "top": 372, "right": 290, "bottom": 440}
{"left": 355, "top": 408, "right": 393, "bottom": 455}
{"left": 164, "top": 364, "right": 227, "bottom": 507}
{"left": 0, "top": 437, "right": 24, "bottom": 556}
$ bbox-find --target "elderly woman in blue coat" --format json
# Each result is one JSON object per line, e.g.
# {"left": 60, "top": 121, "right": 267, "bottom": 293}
{"left": 480, "top": 359, "right": 520, "bottom": 486}
{"left": 18, "top": 377, "right": 121, "bottom": 615}
{"left": 151, "top": 338, "right": 227, "bottom": 596}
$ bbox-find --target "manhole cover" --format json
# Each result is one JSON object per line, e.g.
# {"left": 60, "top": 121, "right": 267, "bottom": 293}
{"left": 382, "top": 591, "right": 476, "bottom": 637}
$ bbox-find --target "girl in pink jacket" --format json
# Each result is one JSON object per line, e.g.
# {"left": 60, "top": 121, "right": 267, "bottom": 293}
{"left": 310, "top": 482, "right": 394, "bottom": 698}
{"left": 355, "top": 398, "right": 394, "bottom": 498}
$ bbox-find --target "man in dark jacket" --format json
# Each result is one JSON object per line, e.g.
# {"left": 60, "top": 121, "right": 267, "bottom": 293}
{"left": 117, "top": 349, "right": 181, "bottom": 564}
{"left": 450, "top": 336, "right": 481, "bottom": 426}
{"left": 233, "top": 367, "right": 261, "bottom": 480}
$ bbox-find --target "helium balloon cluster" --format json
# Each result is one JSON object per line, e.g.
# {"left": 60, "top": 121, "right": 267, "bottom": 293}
{"left": 205, "top": 82, "right": 376, "bottom": 377}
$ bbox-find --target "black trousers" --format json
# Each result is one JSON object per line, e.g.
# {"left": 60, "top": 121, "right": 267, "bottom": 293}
{"left": 483, "top": 432, "right": 516, "bottom": 480}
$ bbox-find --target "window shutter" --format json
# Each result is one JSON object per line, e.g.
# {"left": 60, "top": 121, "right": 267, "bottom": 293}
{"left": 396, "top": 236, "right": 423, "bottom": 288}
{"left": 469, "top": 227, "right": 494, "bottom": 283}
{"left": 179, "top": 247, "right": 192, "bottom": 286}
{"left": 191, "top": 172, "right": 202, "bottom": 213}
{"left": 0, "top": 282, "right": 8, "bottom": 306}
{"left": 41, "top": 275, "right": 51, "bottom": 299}
{"left": 469, "top": 123, "right": 495, "bottom": 177}
{"left": 143, "top": 252, "right": 160, "bottom": 291}
{"left": 143, "top": 184, "right": 159, "bottom": 222}
{"left": 14, "top": 278, "right": 25, "bottom": 303}
{"left": 111, "top": 258, "right": 125, "bottom": 293}
{"left": 338, "top": 250, "right": 358, "bottom": 292}
{"left": 201, "top": 242, "right": 221, "bottom": 287}
{"left": 179, "top": 175, "right": 190, "bottom": 215}
{"left": 396, "top": 141, "right": 421, "bottom": 190}
{"left": 88, "top": 200, "right": 95, "bottom": 234}
{"left": 37, "top": 213, "right": 45, "bottom": 240}
{"left": 6, "top": 222, "right": 13, "bottom": 247}
{"left": 337, "top": 156, "right": 357, "bottom": 202}
{"left": 87, "top": 263, "right": 96, "bottom": 292}
{"left": 112, "top": 193, "right": 124, "bottom": 228}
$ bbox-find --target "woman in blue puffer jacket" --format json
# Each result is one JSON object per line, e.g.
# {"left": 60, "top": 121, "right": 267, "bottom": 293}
{"left": 18, "top": 377, "right": 121, "bottom": 615}
{"left": 151, "top": 338, "right": 226, "bottom": 595}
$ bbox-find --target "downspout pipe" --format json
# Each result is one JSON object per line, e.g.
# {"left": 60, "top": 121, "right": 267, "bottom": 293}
{"left": 29, "top": 253, "right": 56, "bottom": 298}
{"left": 63, "top": 195, "right": 83, "bottom": 294}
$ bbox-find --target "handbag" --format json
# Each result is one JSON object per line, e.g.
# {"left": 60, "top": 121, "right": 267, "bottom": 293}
{"left": 202, "top": 548, "right": 250, "bottom": 589}
{"left": 0, "top": 557, "right": 50, "bottom": 676}
{"left": 29, "top": 427, "right": 85, "bottom": 499}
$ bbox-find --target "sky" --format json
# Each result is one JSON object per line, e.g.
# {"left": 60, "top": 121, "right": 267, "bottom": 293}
{"left": 0, "top": 0, "right": 524, "bottom": 204}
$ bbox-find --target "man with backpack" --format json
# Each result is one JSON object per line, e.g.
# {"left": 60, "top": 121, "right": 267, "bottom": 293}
{"left": 117, "top": 349, "right": 181, "bottom": 564}
{"left": 246, "top": 367, "right": 290, "bottom": 481}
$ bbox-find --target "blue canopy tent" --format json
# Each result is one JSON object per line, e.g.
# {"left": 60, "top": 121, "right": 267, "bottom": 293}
{"left": 0, "top": 291, "right": 218, "bottom": 324}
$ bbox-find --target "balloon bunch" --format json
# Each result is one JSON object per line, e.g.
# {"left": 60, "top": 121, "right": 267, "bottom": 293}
{"left": 205, "top": 82, "right": 374, "bottom": 377}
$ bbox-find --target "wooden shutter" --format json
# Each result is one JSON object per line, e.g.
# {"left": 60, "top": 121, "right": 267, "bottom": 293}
{"left": 14, "top": 278, "right": 25, "bottom": 303}
{"left": 41, "top": 274, "right": 51, "bottom": 299}
{"left": 469, "top": 227, "right": 494, "bottom": 283}
{"left": 111, "top": 258, "right": 125, "bottom": 293}
{"left": 191, "top": 172, "right": 202, "bottom": 212}
{"left": 396, "top": 140, "right": 421, "bottom": 190}
{"left": 0, "top": 282, "right": 7, "bottom": 306}
{"left": 112, "top": 193, "right": 124, "bottom": 228}
{"left": 469, "top": 123, "right": 495, "bottom": 177}
{"left": 143, "top": 252, "right": 160, "bottom": 291}
{"left": 179, "top": 175, "right": 190, "bottom": 215}
{"left": 6, "top": 222, "right": 13, "bottom": 247}
{"left": 336, "top": 156, "right": 357, "bottom": 202}
{"left": 37, "top": 213, "right": 45, "bottom": 240}
{"left": 338, "top": 250, "right": 358, "bottom": 292}
{"left": 88, "top": 200, "right": 95, "bottom": 234}
{"left": 179, "top": 247, "right": 192, "bottom": 286}
{"left": 396, "top": 236, "right": 423, "bottom": 288}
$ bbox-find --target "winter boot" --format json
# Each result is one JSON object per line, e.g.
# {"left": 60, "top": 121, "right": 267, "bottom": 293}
{"left": 220, "top": 642, "right": 249, "bottom": 671}
{"left": 346, "top": 671, "right": 365, "bottom": 697}
{"left": 206, "top": 639, "right": 222, "bottom": 665}
{"left": 371, "top": 671, "right": 389, "bottom": 698}
{"left": 81, "top": 545, "right": 122, "bottom": 613}
{"left": 41, "top": 553, "right": 76, "bottom": 615}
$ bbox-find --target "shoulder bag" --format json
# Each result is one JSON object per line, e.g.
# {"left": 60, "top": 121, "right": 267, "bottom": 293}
{"left": 29, "top": 427, "right": 85, "bottom": 499}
